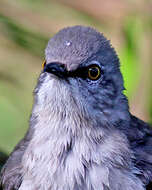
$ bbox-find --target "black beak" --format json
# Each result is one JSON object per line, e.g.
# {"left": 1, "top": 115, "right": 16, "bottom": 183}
{"left": 43, "top": 63, "right": 67, "bottom": 78}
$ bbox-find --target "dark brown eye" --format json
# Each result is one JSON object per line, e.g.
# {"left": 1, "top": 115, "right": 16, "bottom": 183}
{"left": 88, "top": 65, "right": 101, "bottom": 80}
{"left": 42, "top": 60, "right": 46, "bottom": 69}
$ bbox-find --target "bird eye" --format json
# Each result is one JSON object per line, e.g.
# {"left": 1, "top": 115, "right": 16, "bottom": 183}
{"left": 88, "top": 65, "right": 101, "bottom": 80}
{"left": 42, "top": 60, "right": 46, "bottom": 69}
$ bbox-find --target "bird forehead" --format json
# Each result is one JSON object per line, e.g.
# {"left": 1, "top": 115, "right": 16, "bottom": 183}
{"left": 45, "top": 26, "right": 107, "bottom": 71}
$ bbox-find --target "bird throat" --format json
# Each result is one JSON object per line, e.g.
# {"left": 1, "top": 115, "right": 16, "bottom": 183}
{"left": 19, "top": 80, "right": 92, "bottom": 189}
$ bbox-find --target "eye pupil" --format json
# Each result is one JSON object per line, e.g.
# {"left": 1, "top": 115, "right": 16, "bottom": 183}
{"left": 89, "top": 68, "right": 98, "bottom": 77}
{"left": 88, "top": 65, "right": 101, "bottom": 80}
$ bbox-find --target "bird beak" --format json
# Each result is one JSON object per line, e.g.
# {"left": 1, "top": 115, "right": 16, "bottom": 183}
{"left": 43, "top": 62, "right": 67, "bottom": 78}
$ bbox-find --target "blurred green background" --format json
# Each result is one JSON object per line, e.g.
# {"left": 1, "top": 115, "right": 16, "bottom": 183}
{"left": 0, "top": 0, "right": 152, "bottom": 154}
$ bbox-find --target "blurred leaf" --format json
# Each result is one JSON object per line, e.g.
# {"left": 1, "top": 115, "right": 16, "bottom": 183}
{"left": 0, "top": 13, "right": 49, "bottom": 57}
{"left": 120, "top": 17, "right": 143, "bottom": 98}
{"left": 0, "top": 71, "right": 21, "bottom": 87}
{"left": 0, "top": 96, "right": 27, "bottom": 152}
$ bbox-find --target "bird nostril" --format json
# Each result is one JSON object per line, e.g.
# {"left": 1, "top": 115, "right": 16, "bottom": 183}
{"left": 60, "top": 64, "right": 65, "bottom": 68}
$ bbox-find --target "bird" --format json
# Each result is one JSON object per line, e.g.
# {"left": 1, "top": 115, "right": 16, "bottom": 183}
{"left": 0, "top": 25, "right": 152, "bottom": 190}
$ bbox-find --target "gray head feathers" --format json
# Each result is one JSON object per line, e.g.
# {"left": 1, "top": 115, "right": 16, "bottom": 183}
{"left": 45, "top": 26, "right": 115, "bottom": 71}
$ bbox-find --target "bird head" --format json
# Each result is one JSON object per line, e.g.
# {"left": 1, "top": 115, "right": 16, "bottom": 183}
{"left": 34, "top": 26, "right": 130, "bottom": 128}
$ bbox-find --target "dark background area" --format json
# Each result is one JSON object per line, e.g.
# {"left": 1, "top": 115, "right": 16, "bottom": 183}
{"left": 0, "top": 0, "right": 152, "bottom": 153}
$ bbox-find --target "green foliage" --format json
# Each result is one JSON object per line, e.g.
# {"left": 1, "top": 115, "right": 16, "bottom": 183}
{"left": 0, "top": 13, "right": 49, "bottom": 57}
{"left": 120, "top": 17, "right": 142, "bottom": 97}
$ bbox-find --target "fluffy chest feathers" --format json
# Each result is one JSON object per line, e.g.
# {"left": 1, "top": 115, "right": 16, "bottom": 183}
{"left": 19, "top": 112, "right": 144, "bottom": 190}
{"left": 19, "top": 77, "right": 144, "bottom": 190}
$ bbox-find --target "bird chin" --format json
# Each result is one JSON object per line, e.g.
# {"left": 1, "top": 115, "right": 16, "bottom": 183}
{"left": 35, "top": 73, "right": 70, "bottom": 107}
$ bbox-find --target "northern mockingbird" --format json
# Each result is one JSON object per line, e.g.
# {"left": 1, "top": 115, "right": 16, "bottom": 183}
{"left": 1, "top": 26, "right": 152, "bottom": 190}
